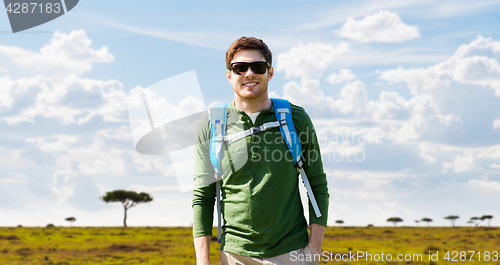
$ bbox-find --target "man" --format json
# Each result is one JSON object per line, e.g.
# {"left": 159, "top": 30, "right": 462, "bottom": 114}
{"left": 192, "top": 37, "right": 329, "bottom": 265}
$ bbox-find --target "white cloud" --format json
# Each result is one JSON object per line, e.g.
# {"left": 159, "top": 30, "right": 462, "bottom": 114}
{"left": 26, "top": 135, "right": 128, "bottom": 177}
{"left": 268, "top": 91, "right": 280, "bottom": 99}
{"left": 282, "top": 79, "right": 411, "bottom": 122}
{"left": 64, "top": 143, "right": 128, "bottom": 177}
{"left": 0, "top": 31, "right": 122, "bottom": 125}
{"left": 476, "top": 144, "right": 500, "bottom": 160}
{"left": 127, "top": 150, "right": 171, "bottom": 174}
{"left": 320, "top": 140, "right": 366, "bottom": 162}
{"left": 26, "top": 135, "right": 79, "bottom": 152}
{"left": 299, "top": 1, "right": 500, "bottom": 31}
{"left": 453, "top": 56, "right": 500, "bottom": 96}
{"left": 338, "top": 80, "right": 368, "bottom": 113}
{"left": 98, "top": 125, "right": 133, "bottom": 141}
{"left": 282, "top": 79, "right": 335, "bottom": 115}
{"left": 442, "top": 153, "right": 475, "bottom": 173}
{"left": 272, "top": 36, "right": 500, "bottom": 180}
{"left": 0, "top": 30, "right": 113, "bottom": 80}
{"left": 49, "top": 169, "right": 79, "bottom": 204}
{"left": 327, "top": 68, "right": 356, "bottom": 84}
{"left": 274, "top": 36, "right": 500, "bottom": 178}
{"left": 2, "top": 75, "right": 128, "bottom": 125}
{"left": 453, "top": 35, "right": 500, "bottom": 60}
{"left": 327, "top": 170, "right": 420, "bottom": 181}
{"left": 381, "top": 36, "right": 500, "bottom": 95}
{"left": 276, "top": 42, "right": 351, "bottom": 79}
{"left": 415, "top": 143, "right": 500, "bottom": 173}
{"left": 469, "top": 179, "right": 500, "bottom": 193}
{"left": 380, "top": 36, "right": 500, "bottom": 145}
{"left": 336, "top": 11, "right": 420, "bottom": 43}
{"left": 0, "top": 75, "right": 46, "bottom": 112}
{"left": 370, "top": 91, "right": 410, "bottom": 120}
{"left": 0, "top": 173, "right": 28, "bottom": 184}
{"left": 132, "top": 85, "right": 206, "bottom": 129}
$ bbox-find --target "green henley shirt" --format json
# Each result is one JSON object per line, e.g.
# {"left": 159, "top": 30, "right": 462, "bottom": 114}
{"left": 192, "top": 101, "right": 329, "bottom": 258}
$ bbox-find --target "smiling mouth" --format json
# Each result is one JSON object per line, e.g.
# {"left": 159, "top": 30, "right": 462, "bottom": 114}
{"left": 244, "top": 82, "right": 258, "bottom": 87}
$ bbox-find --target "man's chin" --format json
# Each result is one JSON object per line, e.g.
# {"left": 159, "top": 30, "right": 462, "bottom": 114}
{"left": 236, "top": 89, "right": 267, "bottom": 100}
{"left": 239, "top": 93, "right": 265, "bottom": 100}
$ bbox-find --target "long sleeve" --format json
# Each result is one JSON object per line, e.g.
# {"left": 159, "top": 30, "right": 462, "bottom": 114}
{"left": 192, "top": 118, "right": 216, "bottom": 237}
{"left": 294, "top": 106, "right": 329, "bottom": 227}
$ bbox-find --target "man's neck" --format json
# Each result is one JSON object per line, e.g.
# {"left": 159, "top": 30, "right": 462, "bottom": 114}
{"left": 234, "top": 95, "right": 272, "bottom": 113}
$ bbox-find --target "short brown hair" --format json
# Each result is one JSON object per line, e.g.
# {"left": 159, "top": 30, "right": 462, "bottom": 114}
{"left": 225, "top": 37, "right": 272, "bottom": 69}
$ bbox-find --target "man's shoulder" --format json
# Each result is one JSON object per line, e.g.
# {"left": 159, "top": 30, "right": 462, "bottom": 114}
{"left": 289, "top": 102, "right": 307, "bottom": 115}
{"left": 195, "top": 113, "right": 211, "bottom": 139}
{"left": 288, "top": 101, "right": 313, "bottom": 127}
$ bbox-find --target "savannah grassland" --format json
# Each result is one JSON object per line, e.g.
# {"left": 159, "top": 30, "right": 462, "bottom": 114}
{"left": 0, "top": 226, "right": 499, "bottom": 265}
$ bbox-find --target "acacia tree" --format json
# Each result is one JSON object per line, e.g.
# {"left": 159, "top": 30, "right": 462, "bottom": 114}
{"left": 470, "top": 216, "right": 480, "bottom": 227}
{"left": 387, "top": 217, "right": 403, "bottom": 226}
{"left": 421, "top": 218, "right": 433, "bottom": 227}
{"left": 415, "top": 220, "right": 420, "bottom": 226}
{"left": 444, "top": 215, "right": 459, "bottom": 227}
{"left": 335, "top": 220, "right": 344, "bottom": 226}
{"left": 65, "top": 217, "right": 76, "bottom": 227}
{"left": 481, "top": 215, "right": 493, "bottom": 227}
{"left": 101, "top": 190, "right": 153, "bottom": 227}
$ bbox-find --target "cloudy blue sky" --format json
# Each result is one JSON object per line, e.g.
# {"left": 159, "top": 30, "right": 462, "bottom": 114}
{"left": 1, "top": 0, "right": 500, "bottom": 228}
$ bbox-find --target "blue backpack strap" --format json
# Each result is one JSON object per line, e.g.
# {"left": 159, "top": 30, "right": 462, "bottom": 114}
{"left": 271, "top": 98, "right": 322, "bottom": 218}
{"left": 210, "top": 104, "right": 229, "bottom": 176}
{"left": 209, "top": 103, "right": 228, "bottom": 244}
{"left": 271, "top": 98, "right": 302, "bottom": 166}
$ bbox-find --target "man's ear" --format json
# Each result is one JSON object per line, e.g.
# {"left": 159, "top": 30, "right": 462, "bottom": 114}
{"left": 268, "top": 66, "right": 274, "bottom": 81}
{"left": 226, "top": 69, "right": 232, "bottom": 84}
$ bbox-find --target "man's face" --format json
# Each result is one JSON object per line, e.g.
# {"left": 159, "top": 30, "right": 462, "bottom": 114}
{"left": 226, "top": 49, "right": 274, "bottom": 101}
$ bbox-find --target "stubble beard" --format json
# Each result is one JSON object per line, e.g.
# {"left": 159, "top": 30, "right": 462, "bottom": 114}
{"left": 235, "top": 84, "right": 269, "bottom": 104}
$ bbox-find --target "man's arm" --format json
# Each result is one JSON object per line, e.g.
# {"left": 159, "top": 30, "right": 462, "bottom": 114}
{"left": 194, "top": 235, "right": 211, "bottom": 265}
{"left": 192, "top": 117, "right": 216, "bottom": 264}
{"left": 308, "top": 223, "right": 326, "bottom": 255}
{"left": 293, "top": 106, "right": 329, "bottom": 255}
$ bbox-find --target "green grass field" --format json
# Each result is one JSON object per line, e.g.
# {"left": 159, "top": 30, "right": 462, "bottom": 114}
{"left": 0, "top": 226, "right": 499, "bottom": 264}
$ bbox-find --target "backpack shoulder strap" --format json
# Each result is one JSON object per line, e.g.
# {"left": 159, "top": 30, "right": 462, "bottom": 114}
{"left": 209, "top": 104, "right": 229, "bottom": 176}
{"left": 209, "top": 103, "right": 228, "bottom": 244}
{"left": 271, "top": 98, "right": 302, "bottom": 166}
{"left": 271, "top": 98, "right": 322, "bottom": 218}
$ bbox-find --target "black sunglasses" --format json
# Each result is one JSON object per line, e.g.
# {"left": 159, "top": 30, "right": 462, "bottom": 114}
{"left": 229, "top": 61, "right": 271, "bottom": 75}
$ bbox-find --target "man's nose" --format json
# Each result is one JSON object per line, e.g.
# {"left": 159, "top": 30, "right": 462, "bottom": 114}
{"left": 244, "top": 67, "right": 256, "bottom": 77}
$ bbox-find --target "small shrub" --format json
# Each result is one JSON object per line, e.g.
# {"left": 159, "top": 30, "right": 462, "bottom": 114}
{"left": 0, "top": 235, "right": 19, "bottom": 240}
{"left": 424, "top": 245, "right": 440, "bottom": 254}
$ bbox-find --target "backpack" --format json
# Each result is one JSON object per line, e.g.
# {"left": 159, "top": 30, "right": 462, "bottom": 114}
{"left": 209, "top": 98, "right": 321, "bottom": 243}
